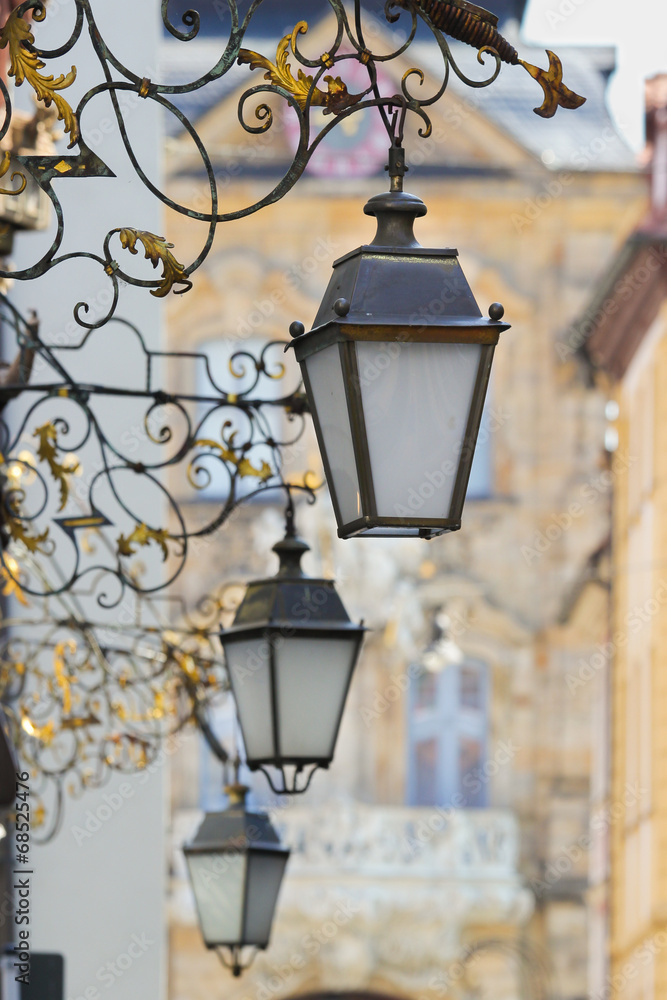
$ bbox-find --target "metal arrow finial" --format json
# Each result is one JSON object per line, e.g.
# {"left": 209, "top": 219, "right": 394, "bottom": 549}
{"left": 519, "top": 50, "right": 587, "bottom": 119}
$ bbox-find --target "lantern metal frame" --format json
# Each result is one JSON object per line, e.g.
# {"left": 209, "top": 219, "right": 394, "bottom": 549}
{"left": 219, "top": 503, "right": 366, "bottom": 794}
{"left": 183, "top": 783, "right": 291, "bottom": 976}
{"left": 290, "top": 161, "right": 510, "bottom": 540}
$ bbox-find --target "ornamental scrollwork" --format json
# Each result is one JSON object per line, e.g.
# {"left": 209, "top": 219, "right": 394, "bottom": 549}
{"left": 0, "top": 295, "right": 314, "bottom": 608}
{"left": 0, "top": 572, "right": 244, "bottom": 842}
{"left": 0, "top": 0, "right": 584, "bottom": 313}
{"left": 0, "top": 0, "right": 588, "bottom": 834}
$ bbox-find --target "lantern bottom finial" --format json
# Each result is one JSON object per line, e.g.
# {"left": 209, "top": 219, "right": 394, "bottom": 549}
{"left": 253, "top": 762, "right": 321, "bottom": 796}
{"left": 363, "top": 189, "right": 427, "bottom": 249}
{"left": 216, "top": 945, "right": 259, "bottom": 978}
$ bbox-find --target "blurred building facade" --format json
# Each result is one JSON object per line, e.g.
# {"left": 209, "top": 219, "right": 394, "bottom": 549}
{"left": 161, "top": 5, "right": 646, "bottom": 999}
{"left": 578, "top": 73, "right": 667, "bottom": 1000}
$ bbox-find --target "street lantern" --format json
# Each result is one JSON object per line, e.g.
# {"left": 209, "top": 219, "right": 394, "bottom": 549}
{"left": 219, "top": 522, "right": 365, "bottom": 794}
{"left": 289, "top": 152, "right": 510, "bottom": 540}
{"left": 183, "top": 784, "right": 290, "bottom": 977}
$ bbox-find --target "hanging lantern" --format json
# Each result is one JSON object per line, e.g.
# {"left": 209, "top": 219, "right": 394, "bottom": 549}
{"left": 183, "top": 784, "right": 290, "bottom": 976}
{"left": 289, "top": 168, "right": 509, "bottom": 540}
{"left": 219, "top": 527, "right": 365, "bottom": 794}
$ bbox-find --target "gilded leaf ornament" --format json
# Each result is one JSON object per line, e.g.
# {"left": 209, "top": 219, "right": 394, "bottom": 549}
{"left": 34, "top": 421, "right": 79, "bottom": 512}
{"left": 21, "top": 710, "right": 55, "bottom": 745}
{"left": 117, "top": 523, "right": 174, "bottom": 563}
{"left": 0, "top": 151, "right": 26, "bottom": 197}
{"left": 0, "top": 554, "right": 29, "bottom": 606}
{"left": 519, "top": 50, "right": 587, "bottom": 119}
{"left": 52, "top": 639, "right": 76, "bottom": 716}
{"left": 193, "top": 437, "right": 272, "bottom": 482}
{"left": 5, "top": 510, "right": 50, "bottom": 553}
{"left": 117, "top": 229, "right": 193, "bottom": 297}
{"left": 0, "top": 7, "right": 80, "bottom": 147}
{"left": 238, "top": 21, "right": 363, "bottom": 115}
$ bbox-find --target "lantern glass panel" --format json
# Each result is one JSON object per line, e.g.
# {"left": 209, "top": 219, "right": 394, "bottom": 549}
{"left": 186, "top": 851, "right": 245, "bottom": 947}
{"left": 357, "top": 341, "right": 482, "bottom": 519}
{"left": 274, "top": 636, "right": 359, "bottom": 760}
{"left": 244, "top": 850, "right": 290, "bottom": 946}
{"left": 302, "top": 344, "right": 361, "bottom": 525}
{"left": 225, "top": 638, "right": 273, "bottom": 760}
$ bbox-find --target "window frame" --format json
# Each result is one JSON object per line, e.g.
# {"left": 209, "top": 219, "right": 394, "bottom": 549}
{"left": 406, "top": 658, "right": 490, "bottom": 808}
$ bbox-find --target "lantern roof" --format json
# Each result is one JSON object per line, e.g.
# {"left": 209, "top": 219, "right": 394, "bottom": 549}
{"left": 225, "top": 532, "right": 362, "bottom": 633}
{"left": 305, "top": 190, "right": 510, "bottom": 336}
{"left": 185, "top": 806, "right": 287, "bottom": 854}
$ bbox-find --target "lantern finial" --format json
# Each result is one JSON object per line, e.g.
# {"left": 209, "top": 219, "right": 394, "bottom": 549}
{"left": 363, "top": 189, "right": 427, "bottom": 249}
{"left": 272, "top": 496, "right": 309, "bottom": 577}
{"left": 224, "top": 783, "right": 249, "bottom": 806}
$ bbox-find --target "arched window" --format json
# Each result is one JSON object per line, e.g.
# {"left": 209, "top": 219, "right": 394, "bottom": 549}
{"left": 407, "top": 659, "right": 489, "bottom": 808}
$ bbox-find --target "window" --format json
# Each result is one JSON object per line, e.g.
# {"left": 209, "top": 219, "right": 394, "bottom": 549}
{"left": 407, "top": 659, "right": 489, "bottom": 808}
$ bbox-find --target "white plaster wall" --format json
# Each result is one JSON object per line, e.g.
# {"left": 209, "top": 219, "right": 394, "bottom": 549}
{"left": 8, "top": 2, "right": 167, "bottom": 998}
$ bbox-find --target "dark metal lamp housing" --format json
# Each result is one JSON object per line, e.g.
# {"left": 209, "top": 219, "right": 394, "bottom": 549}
{"left": 183, "top": 784, "right": 290, "bottom": 977}
{"left": 219, "top": 527, "right": 366, "bottom": 795}
{"left": 290, "top": 183, "right": 510, "bottom": 540}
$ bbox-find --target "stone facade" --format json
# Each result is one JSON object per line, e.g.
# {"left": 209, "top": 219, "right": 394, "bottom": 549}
{"left": 171, "top": 805, "right": 531, "bottom": 1000}
{"left": 162, "top": 16, "right": 646, "bottom": 1000}
{"left": 575, "top": 75, "right": 667, "bottom": 1000}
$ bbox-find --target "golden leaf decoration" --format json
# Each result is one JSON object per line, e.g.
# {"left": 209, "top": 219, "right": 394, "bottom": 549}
{"left": 112, "top": 701, "right": 128, "bottom": 722}
{"left": 106, "top": 733, "right": 150, "bottom": 769}
{"left": 288, "top": 469, "right": 323, "bottom": 492}
{"left": 238, "top": 456, "right": 272, "bottom": 479}
{"left": 0, "top": 150, "right": 26, "bottom": 197}
{"left": 151, "top": 690, "right": 166, "bottom": 720}
{"left": 0, "top": 7, "right": 79, "bottom": 147}
{"left": 21, "top": 711, "right": 55, "bottom": 745}
{"left": 174, "top": 649, "right": 202, "bottom": 684}
{"left": 117, "top": 523, "right": 174, "bottom": 562}
{"left": 0, "top": 556, "right": 29, "bottom": 606}
{"left": 118, "top": 229, "right": 193, "bottom": 298}
{"left": 34, "top": 422, "right": 78, "bottom": 512}
{"left": 53, "top": 639, "right": 76, "bottom": 716}
{"left": 193, "top": 437, "right": 272, "bottom": 481}
{"left": 238, "top": 21, "right": 363, "bottom": 114}
{"left": 5, "top": 512, "right": 50, "bottom": 554}
{"left": 519, "top": 51, "right": 586, "bottom": 119}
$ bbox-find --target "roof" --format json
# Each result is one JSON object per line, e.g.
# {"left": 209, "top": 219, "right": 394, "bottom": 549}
{"left": 162, "top": 1, "right": 529, "bottom": 40}
{"left": 572, "top": 234, "right": 667, "bottom": 379}
{"left": 159, "top": 13, "right": 635, "bottom": 172}
{"left": 416, "top": 34, "right": 634, "bottom": 173}
{"left": 571, "top": 76, "right": 667, "bottom": 380}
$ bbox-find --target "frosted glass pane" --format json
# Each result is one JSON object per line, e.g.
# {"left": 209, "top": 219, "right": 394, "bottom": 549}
{"left": 467, "top": 397, "right": 493, "bottom": 498}
{"left": 357, "top": 341, "right": 482, "bottom": 519}
{"left": 225, "top": 638, "right": 274, "bottom": 761}
{"left": 355, "top": 526, "right": 422, "bottom": 537}
{"left": 304, "top": 345, "right": 361, "bottom": 525}
{"left": 274, "top": 637, "right": 357, "bottom": 759}
{"left": 244, "top": 852, "right": 289, "bottom": 946}
{"left": 187, "top": 852, "right": 245, "bottom": 946}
